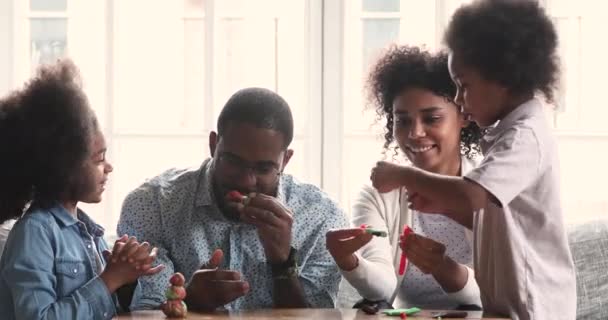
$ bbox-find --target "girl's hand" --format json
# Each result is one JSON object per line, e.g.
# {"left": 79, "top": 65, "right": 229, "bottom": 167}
{"left": 370, "top": 161, "right": 408, "bottom": 193}
{"left": 100, "top": 235, "right": 164, "bottom": 292}
{"left": 325, "top": 228, "right": 373, "bottom": 271}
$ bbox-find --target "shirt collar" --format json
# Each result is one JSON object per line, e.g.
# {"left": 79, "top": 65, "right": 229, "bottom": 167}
{"left": 194, "top": 158, "right": 215, "bottom": 207}
{"left": 77, "top": 209, "right": 105, "bottom": 237}
{"left": 48, "top": 203, "right": 105, "bottom": 237}
{"left": 48, "top": 203, "right": 78, "bottom": 227}
{"left": 482, "top": 98, "right": 542, "bottom": 143}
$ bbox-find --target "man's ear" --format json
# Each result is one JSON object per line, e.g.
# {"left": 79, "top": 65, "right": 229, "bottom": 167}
{"left": 209, "top": 131, "right": 218, "bottom": 157}
{"left": 281, "top": 149, "right": 294, "bottom": 171}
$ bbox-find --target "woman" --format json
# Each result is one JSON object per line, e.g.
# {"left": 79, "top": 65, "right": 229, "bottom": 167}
{"left": 328, "top": 45, "right": 483, "bottom": 309}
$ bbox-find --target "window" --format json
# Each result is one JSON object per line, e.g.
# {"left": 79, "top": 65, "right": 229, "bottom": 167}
{"left": 543, "top": 0, "right": 608, "bottom": 223}
{"left": 335, "top": 0, "right": 607, "bottom": 224}
{"left": 2, "top": 0, "right": 605, "bottom": 234}
{"left": 8, "top": 0, "right": 317, "bottom": 231}
{"left": 337, "top": 0, "right": 459, "bottom": 213}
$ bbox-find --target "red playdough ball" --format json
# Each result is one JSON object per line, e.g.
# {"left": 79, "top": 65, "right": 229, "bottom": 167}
{"left": 170, "top": 272, "right": 186, "bottom": 286}
{"left": 226, "top": 190, "right": 243, "bottom": 202}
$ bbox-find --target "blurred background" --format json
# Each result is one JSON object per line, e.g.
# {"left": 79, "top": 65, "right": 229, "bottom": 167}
{"left": 1, "top": 0, "right": 606, "bottom": 234}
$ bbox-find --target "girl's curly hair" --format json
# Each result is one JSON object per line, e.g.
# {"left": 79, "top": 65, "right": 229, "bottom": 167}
{"left": 0, "top": 60, "right": 98, "bottom": 223}
{"left": 366, "top": 45, "right": 482, "bottom": 159}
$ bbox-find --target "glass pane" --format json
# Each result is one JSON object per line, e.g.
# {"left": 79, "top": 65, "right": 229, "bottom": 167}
{"left": 362, "top": 18, "right": 399, "bottom": 71}
{"left": 184, "top": 0, "right": 204, "bottom": 14}
{"left": 110, "top": 137, "right": 208, "bottom": 230}
{"left": 362, "top": 0, "right": 399, "bottom": 12}
{"left": 213, "top": 0, "right": 309, "bottom": 134}
{"left": 30, "top": 19, "right": 67, "bottom": 71}
{"left": 341, "top": 137, "right": 387, "bottom": 213}
{"left": 214, "top": 17, "right": 277, "bottom": 119}
{"left": 558, "top": 138, "right": 608, "bottom": 224}
{"left": 30, "top": 0, "right": 66, "bottom": 11}
{"left": 113, "top": 1, "right": 198, "bottom": 133}
{"left": 184, "top": 19, "right": 205, "bottom": 131}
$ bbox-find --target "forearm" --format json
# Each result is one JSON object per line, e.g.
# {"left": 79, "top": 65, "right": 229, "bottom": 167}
{"left": 401, "top": 167, "right": 485, "bottom": 228}
{"left": 431, "top": 257, "right": 468, "bottom": 293}
{"left": 341, "top": 253, "right": 396, "bottom": 301}
{"left": 272, "top": 276, "right": 309, "bottom": 308}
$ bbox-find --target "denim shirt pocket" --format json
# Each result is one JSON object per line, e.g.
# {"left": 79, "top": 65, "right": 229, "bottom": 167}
{"left": 55, "top": 259, "right": 89, "bottom": 297}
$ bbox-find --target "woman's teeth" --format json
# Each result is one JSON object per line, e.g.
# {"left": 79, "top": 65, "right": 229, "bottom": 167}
{"left": 408, "top": 146, "right": 434, "bottom": 153}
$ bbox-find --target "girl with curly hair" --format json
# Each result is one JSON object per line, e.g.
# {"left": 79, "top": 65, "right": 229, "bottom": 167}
{"left": 369, "top": 1, "right": 576, "bottom": 318}
{"left": 0, "top": 60, "right": 163, "bottom": 319}
{"left": 327, "top": 45, "right": 483, "bottom": 310}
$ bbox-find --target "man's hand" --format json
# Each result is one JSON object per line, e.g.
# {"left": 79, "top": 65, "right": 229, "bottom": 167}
{"left": 237, "top": 193, "right": 293, "bottom": 264}
{"left": 370, "top": 161, "right": 408, "bottom": 193}
{"left": 325, "top": 228, "right": 373, "bottom": 271}
{"left": 186, "top": 249, "right": 250, "bottom": 311}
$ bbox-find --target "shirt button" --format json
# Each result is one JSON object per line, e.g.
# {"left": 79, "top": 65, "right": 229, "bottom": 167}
{"left": 87, "top": 244, "right": 91, "bottom": 249}
{"left": 73, "top": 269, "right": 78, "bottom": 273}
{"left": 103, "top": 312, "right": 108, "bottom": 317}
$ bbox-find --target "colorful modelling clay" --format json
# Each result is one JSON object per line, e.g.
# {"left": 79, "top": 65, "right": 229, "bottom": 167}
{"left": 227, "top": 190, "right": 244, "bottom": 202}
{"left": 382, "top": 307, "right": 421, "bottom": 317}
{"left": 226, "top": 190, "right": 251, "bottom": 205}
{"left": 161, "top": 272, "right": 188, "bottom": 318}
{"left": 398, "top": 225, "right": 413, "bottom": 275}
{"left": 359, "top": 224, "right": 388, "bottom": 237}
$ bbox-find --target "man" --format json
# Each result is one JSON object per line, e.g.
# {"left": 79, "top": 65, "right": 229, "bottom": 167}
{"left": 118, "top": 88, "right": 348, "bottom": 310}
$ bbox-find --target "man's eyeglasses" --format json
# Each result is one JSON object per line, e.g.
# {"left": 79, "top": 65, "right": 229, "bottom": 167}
{"left": 216, "top": 153, "right": 281, "bottom": 182}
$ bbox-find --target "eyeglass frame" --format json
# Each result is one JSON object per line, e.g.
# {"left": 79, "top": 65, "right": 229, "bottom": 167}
{"left": 215, "top": 152, "right": 283, "bottom": 183}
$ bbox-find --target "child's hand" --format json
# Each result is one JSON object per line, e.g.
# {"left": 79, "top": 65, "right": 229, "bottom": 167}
{"left": 370, "top": 161, "right": 407, "bottom": 193}
{"left": 407, "top": 192, "right": 445, "bottom": 214}
{"left": 399, "top": 232, "right": 447, "bottom": 275}
{"left": 100, "top": 235, "right": 164, "bottom": 293}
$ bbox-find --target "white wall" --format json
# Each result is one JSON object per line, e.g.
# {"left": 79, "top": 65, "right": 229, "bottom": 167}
{"left": 0, "top": 0, "right": 13, "bottom": 95}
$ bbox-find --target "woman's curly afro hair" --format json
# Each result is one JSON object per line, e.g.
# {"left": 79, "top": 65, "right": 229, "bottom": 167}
{"left": 366, "top": 45, "right": 482, "bottom": 159}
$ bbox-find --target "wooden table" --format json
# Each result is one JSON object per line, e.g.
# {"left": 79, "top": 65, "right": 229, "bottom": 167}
{"left": 115, "top": 308, "right": 509, "bottom": 319}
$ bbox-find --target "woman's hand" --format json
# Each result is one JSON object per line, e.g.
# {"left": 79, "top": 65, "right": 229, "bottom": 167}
{"left": 326, "top": 228, "right": 373, "bottom": 271}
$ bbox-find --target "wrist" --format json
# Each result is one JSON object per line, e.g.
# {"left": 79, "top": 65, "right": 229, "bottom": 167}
{"left": 432, "top": 257, "right": 468, "bottom": 293}
{"left": 432, "top": 255, "right": 454, "bottom": 277}
{"left": 397, "top": 165, "right": 411, "bottom": 182}
{"left": 269, "top": 247, "right": 298, "bottom": 279}
{"left": 337, "top": 253, "right": 359, "bottom": 271}
{"left": 100, "top": 271, "right": 122, "bottom": 293}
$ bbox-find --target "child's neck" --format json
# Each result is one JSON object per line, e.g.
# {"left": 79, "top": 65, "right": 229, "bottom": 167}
{"left": 60, "top": 201, "right": 78, "bottom": 218}
{"left": 499, "top": 92, "right": 535, "bottom": 119}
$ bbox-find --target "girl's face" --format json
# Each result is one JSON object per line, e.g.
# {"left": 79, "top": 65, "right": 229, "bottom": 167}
{"left": 392, "top": 87, "right": 466, "bottom": 175}
{"left": 448, "top": 51, "right": 509, "bottom": 127}
{"left": 76, "top": 130, "right": 113, "bottom": 204}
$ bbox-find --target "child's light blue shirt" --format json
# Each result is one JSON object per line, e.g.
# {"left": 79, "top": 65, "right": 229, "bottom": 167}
{"left": 0, "top": 204, "right": 139, "bottom": 320}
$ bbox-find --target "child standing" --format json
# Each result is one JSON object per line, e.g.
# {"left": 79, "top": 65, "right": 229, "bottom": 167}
{"left": 0, "top": 60, "right": 163, "bottom": 319}
{"left": 370, "top": 1, "right": 576, "bottom": 319}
